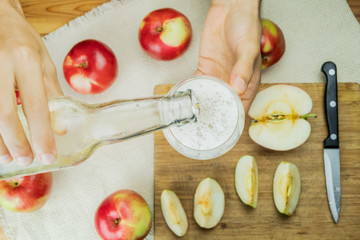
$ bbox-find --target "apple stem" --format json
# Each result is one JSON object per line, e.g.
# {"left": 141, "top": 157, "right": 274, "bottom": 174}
{"left": 300, "top": 113, "right": 317, "bottom": 120}
{"left": 114, "top": 218, "right": 120, "bottom": 226}
{"left": 156, "top": 27, "right": 163, "bottom": 32}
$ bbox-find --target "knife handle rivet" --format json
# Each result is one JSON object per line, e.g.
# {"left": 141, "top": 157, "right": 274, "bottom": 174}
{"left": 329, "top": 69, "right": 336, "bottom": 76}
{"left": 330, "top": 101, "right": 337, "bottom": 107}
{"left": 331, "top": 134, "right": 337, "bottom": 140}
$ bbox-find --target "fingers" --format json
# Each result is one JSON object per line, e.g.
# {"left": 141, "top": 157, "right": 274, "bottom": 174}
{"left": 238, "top": 55, "right": 261, "bottom": 113}
{"left": 0, "top": 135, "right": 12, "bottom": 164}
{"left": 41, "top": 49, "right": 63, "bottom": 98}
{"left": 14, "top": 46, "right": 56, "bottom": 165}
{"left": 229, "top": 42, "right": 260, "bottom": 94}
{"left": 0, "top": 81, "right": 34, "bottom": 166}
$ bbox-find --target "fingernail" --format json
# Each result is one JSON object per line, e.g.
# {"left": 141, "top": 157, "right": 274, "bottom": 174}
{"left": 232, "top": 77, "right": 247, "bottom": 94}
{"left": 40, "top": 153, "right": 56, "bottom": 165}
{"left": 0, "top": 154, "right": 12, "bottom": 164}
{"left": 16, "top": 156, "right": 33, "bottom": 166}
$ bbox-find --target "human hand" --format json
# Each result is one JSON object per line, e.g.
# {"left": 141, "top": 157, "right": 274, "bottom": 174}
{"left": 0, "top": 0, "right": 62, "bottom": 166}
{"left": 196, "top": 0, "right": 262, "bottom": 113}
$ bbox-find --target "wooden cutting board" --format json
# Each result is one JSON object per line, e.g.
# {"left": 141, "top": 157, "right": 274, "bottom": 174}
{"left": 154, "top": 83, "right": 360, "bottom": 239}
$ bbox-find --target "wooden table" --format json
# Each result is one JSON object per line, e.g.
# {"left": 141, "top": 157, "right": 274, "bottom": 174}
{"left": 0, "top": 0, "right": 359, "bottom": 239}
{"left": 18, "top": 0, "right": 360, "bottom": 35}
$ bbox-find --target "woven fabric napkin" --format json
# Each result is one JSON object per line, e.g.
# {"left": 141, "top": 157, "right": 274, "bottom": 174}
{"left": 0, "top": 0, "right": 359, "bottom": 239}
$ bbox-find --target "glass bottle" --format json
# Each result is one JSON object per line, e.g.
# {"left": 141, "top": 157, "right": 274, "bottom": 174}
{"left": 0, "top": 90, "right": 199, "bottom": 180}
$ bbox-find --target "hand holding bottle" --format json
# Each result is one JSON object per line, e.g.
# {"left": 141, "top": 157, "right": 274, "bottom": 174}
{"left": 0, "top": 0, "right": 63, "bottom": 166}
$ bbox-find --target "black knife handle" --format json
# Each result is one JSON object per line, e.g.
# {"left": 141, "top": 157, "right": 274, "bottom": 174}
{"left": 322, "top": 61, "right": 339, "bottom": 148}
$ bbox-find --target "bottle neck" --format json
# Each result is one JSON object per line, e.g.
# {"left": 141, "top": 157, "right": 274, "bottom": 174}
{"left": 88, "top": 90, "right": 199, "bottom": 143}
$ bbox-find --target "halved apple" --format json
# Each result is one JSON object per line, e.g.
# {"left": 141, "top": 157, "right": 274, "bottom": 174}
{"left": 161, "top": 190, "right": 188, "bottom": 237}
{"left": 248, "top": 84, "right": 316, "bottom": 151}
{"left": 273, "top": 161, "right": 301, "bottom": 215}
{"left": 235, "top": 155, "right": 258, "bottom": 208}
{"left": 193, "top": 178, "right": 225, "bottom": 229}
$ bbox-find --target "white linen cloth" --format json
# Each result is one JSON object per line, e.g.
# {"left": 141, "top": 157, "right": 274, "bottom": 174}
{"left": 0, "top": 0, "right": 359, "bottom": 239}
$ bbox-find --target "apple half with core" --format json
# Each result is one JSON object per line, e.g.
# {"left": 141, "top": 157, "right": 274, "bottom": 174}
{"left": 273, "top": 161, "right": 301, "bottom": 215}
{"left": 63, "top": 39, "right": 118, "bottom": 94}
{"left": 161, "top": 190, "right": 188, "bottom": 237}
{"left": 261, "top": 18, "right": 286, "bottom": 69}
{"left": 139, "top": 8, "right": 192, "bottom": 60}
{"left": 194, "top": 178, "right": 225, "bottom": 229}
{"left": 248, "top": 84, "right": 316, "bottom": 151}
{"left": 94, "top": 190, "right": 152, "bottom": 240}
{"left": 235, "top": 155, "right": 258, "bottom": 208}
{"left": 0, "top": 172, "right": 53, "bottom": 213}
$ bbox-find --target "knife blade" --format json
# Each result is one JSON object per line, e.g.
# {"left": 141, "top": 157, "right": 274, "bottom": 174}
{"left": 321, "top": 61, "right": 341, "bottom": 223}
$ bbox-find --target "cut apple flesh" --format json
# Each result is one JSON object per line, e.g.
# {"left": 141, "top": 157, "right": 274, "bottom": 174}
{"left": 235, "top": 155, "right": 258, "bottom": 208}
{"left": 160, "top": 17, "right": 190, "bottom": 47}
{"left": 249, "top": 84, "right": 315, "bottom": 151}
{"left": 194, "top": 178, "right": 224, "bottom": 229}
{"left": 161, "top": 190, "right": 188, "bottom": 237}
{"left": 273, "top": 161, "right": 301, "bottom": 215}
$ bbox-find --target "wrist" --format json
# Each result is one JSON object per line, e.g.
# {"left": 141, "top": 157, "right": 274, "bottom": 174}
{"left": 0, "top": 0, "right": 24, "bottom": 16}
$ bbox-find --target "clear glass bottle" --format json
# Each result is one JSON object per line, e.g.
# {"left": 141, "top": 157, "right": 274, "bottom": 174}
{"left": 0, "top": 90, "right": 199, "bottom": 180}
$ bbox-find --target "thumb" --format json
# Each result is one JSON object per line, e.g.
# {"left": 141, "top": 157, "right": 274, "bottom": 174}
{"left": 229, "top": 44, "right": 259, "bottom": 94}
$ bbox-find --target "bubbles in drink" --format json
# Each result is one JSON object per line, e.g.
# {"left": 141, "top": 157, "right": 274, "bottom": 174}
{"left": 169, "top": 78, "right": 240, "bottom": 151}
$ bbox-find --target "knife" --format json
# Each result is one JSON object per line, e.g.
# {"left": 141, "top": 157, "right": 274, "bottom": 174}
{"left": 322, "top": 61, "right": 341, "bottom": 223}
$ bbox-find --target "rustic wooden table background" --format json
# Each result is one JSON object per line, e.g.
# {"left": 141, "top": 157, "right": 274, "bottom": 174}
{"left": 0, "top": 0, "right": 358, "bottom": 239}
{"left": 18, "top": 0, "right": 360, "bottom": 35}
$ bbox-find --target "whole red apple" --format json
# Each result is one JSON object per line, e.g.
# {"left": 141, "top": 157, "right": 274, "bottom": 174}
{"left": 63, "top": 39, "right": 118, "bottom": 94}
{"left": 0, "top": 172, "right": 53, "bottom": 213}
{"left": 95, "top": 189, "right": 152, "bottom": 240}
{"left": 261, "top": 19, "right": 286, "bottom": 69}
{"left": 139, "top": 8, "right": 192, "bottom": 60}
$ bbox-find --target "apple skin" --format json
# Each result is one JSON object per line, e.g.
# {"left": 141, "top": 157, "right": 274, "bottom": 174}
{"left": 94, "top": 190, "right": 152, "bottom": 240}
{"left": 139, "top": 8, "right": 192, "bottom": 60}
{"left": 0, "top": 173, "right": 53, "bottom": 213}
{"left": 63, "top": 39, "right": 118, "bottom": 94}
{"left": 261, "top": 19, "right": 285, "bottom": 69}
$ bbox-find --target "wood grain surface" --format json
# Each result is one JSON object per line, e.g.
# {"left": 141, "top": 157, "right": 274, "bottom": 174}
{"left": 17, "top": 0, "right": 360, "bottom": 35}
{"left": 154, "top": 83, "right": 360, "bottom": 239}
{"left": 20, "top": 0, "right": 111, "bottom": 35}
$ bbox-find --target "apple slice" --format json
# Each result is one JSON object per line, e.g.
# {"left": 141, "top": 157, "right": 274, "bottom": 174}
{"left": 273, "top": 161, "right": 301, "bottom": 215}
{"left": 249, "top": 84, "right": 316, "bottom": 151}
{"left": 193, "top": 178, "right": 225, "bottom": 229}
{"left": 161, "top": 190, "right": 188, "bottom": 237}
{"left": 235, "top": 155, "right": 258, "bottom": 208}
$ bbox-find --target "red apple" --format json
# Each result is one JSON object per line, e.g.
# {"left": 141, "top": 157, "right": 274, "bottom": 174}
{"left": 95, "top": 189, "right": 152, "bottom": 240}
{"left": 261, "top": 19, "right": 286, "bottom": 69}
{"left": 63, "top": 39, "right": 118, "bottom": 94}
{"left": 139, "top": 8, "right": 192, "bottom": 60}
{"left": 0, "top": 172, "right": 53, "bottom": 213}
